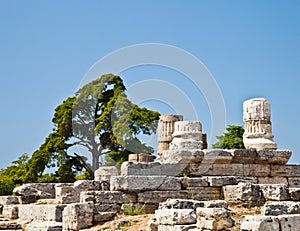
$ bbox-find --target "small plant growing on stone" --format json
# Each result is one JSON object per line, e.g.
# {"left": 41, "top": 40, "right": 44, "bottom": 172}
{"left": 123, "top": 204, "right": 145, "bottom": 216}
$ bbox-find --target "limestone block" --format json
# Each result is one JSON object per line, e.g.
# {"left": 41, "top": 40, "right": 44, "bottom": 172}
{"left": 205, "top": 176, "right": 257, "bottom": 187}
{"left": 121, "top": 161, "right": 162, "bottom": 176}
{"left": 190, "top": 187, "right": 221, "bottom": 201}
{"left": 94, "top": 203, "right": 121, "bottom": 213}
{"left": 0, "top": 219, "right": 22, "bottom": 230}
{"left": 244, "top": 164, "right": 271, "bottom": 177}
{"left": 155, "top": 209, "right": 196, "bottom": 225}
{"left": 240, "top": 216, "right": 280, "bottom": 231}
{"left": 0, "top": 196, "right": 20, "bottom": 205}
{"left": 94, "top": 211, "right": 116, "bottom": 222}
{"left": 158, "top": 199, "right": 228, "bottom": 210}
{"left": 259, "top": 184, "right": 290, "bottom": 201}
{"left": 203, "top": 149, "right": 233, "bottom": 164}
{"left": 254, "top": 150, "right": 291, "bottom": 164}
{"left": 80, "top": 191, "right": 126, "bottom": 204}
{"left": 55, "top": 185, "right": 79, "bottom": 204}
{"left": 94, "top": 166, "right": 119, "bottom": 182}
{"left": 211, "top": 164, "right": 243, "bottom": 176}
{"left": 262, "top": 201, "right": 300, "bottom": 216}
{"left": 232, "top": 149, "right": 257, "bottom": 164}
{"left": 24, "top": 221, "right": 62, "bottom": 231}
{"left": 271, "top": 165, "right": 300, "bottom": 177}
{"left": 258, "top": 177, "right": 288, "bottom": 185}
{"left": 18, "top": 204, "right": 66, "bottom": 222}
{"left": 157, "top": 224, "right": 198, "bottom": 231}
{"left": 138, "top": 191, "right": 189, "bottom": 204}
{"left": 196, "top": 207, "right": 234, "bottom": 230}
{"left": 180, "top": 177, "right": 209, "bottom": 188}
{"left": 13, "top": 183, "right": 56, "bottom": 199}
{"left": 62, "top": 202, "right": 93, "bottom": 231}
{"left": 222, "top": 183, "right": 265, "bottom": 206}
{"left": 148, "top": 218, "right": 158, "bottom": 231}
{"left": 278, "top": 214, "right": 300, "bottom": 231}
{"left": 73, "top": 180, "right": 101, "bottom": 191}
{"left": 288, "top": 177, "right": 300, "bottom": 188}
{"left": 2, "top": 205, "right": 18, "bottom": 219}
{"left": 289, "top": 188, "right": 300, "bottom": 201}
{"left": 110, "top": 176, "right": 181, "bottom": 192}
{"left": 189, "top": 163, "right": 213, "bottom": 176}
{"left": 159, "top": 149, "right": 203, "bottom": 164}
{"left": 128, "top": 153, "right": 154, "bottom": 163}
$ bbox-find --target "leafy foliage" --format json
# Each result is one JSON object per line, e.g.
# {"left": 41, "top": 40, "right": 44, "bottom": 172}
{"left": 212, "top": 125, "right": 245, "bottom": 149}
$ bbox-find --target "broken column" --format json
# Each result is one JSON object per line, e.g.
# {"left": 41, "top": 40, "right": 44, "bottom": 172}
{"left": 157, "top": 114, "right": 183, "bottom": 155}
{"left": 243, "top": 98, "right": 277, "bottom": 150}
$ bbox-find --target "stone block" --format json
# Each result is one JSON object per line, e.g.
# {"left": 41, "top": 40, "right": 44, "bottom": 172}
{"left": 148, "top": 218, "right": 158, "bottom": 231}
{"left": 240, "top": 215, "right": 280, "bottom": 231}
{"left": 80, "top": 191, "right": 126, "bottom": 204}
{"left": 73, "top": 180, "right": 101, "bottom": 191}
{"left": 288, "top": 177, "right": 300, "bottom": 188}
{"left": 18, "top": 204, "right": 66, "bottom": 222}
{"left": 196, "top": 207, "right": 234, "bottom": 230}
{"left": 138, "top": 191, "right": 189, "bottom": 204}
{"left": 94, "top": 166, "right": 119, "bottom": 182}
{"left": 0, "top": 196, "right": 20, "bottom": 205}
{"left": 158, "top": 199, "right": 228, "bottom": 210}
{"left": 189, "top": 163, "right": 213, "bottom": 176}
{"left": 180, "top": 177, "right": 209, "bottom": 188}
{"left": 258, "top": 177, "right": 288, "bottom": 185}
{"left": 222, "top": 183, "right": 265, "bottom": 206}
{"left": 244, "top": 164, "right": 271, "bottom": 177}
{"left": 55, "top": 185, "right": 79, "bottom": 204}
{"left": 203, "top": 149, "right": 233, "bottom": 164}
{"left": 259, "top": 184, "right": 290, "bottom": 201}
{"left": 278, "top": 214, "right": 300, "bottom": 231}
{"left": 157, "top": 224, "right": 198, "bottom": 231}
{"left": 13, "top": 183, "right": 56, "bottom": 199}
{"left": 271, "top": 165, "right": 300, "bottom": 177}
{"left": 255, "top": 150, "right": 291, "bottom": 164}
{"left": 232, "top": 149, "right": 257, "bottom": 164}
{"left": 24, "top": 221, "right": 62, "bottom": 231}
{"left": 160, "top": 149, "right": 203, "bottom": 165}
{"left": 128, "top": 153, "right": 154, "bottom": 163}
{"left": 121, "top": 161, "right": 162, "bottom": 176}
{"left": 94, "top": 203, "right": 121, "bottom": 213}
{"left": 262, "top": 201, "right": 300, "bottom": 216}
{"left": 211, "top": 164, "right": 243, "bottom": 176}
{"left": 0, "top": 219, "right": 22, "bottom": 230}
{"left": 190, "top": 187, "right": 221, "bottom": 201}
{"left": 2, "top": 205, "right": 18, "bottom": 219}
{"left": 289, "top": 188, "right": 300, "bottom": 201}
{"left": 110, "top": 176, "right": 181, "bottom": 192}
{"left": 94, "top": 211, "right": 116, "bottom": 222}
{"left": 205, "top": 176, "right": 257, "bottom": 187}
{"left": 62, "top": 202, "right": 93, "bottom": 231}
{"left": 155, "top": 209, "right": 196, "bottom": 225}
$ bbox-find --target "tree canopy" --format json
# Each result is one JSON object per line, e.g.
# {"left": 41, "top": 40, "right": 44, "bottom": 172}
{"left": 1, "top": 74, "right": 160, "bottom": 186}
{"left": 212, "top": 125, "right": 245, "bottom": 149}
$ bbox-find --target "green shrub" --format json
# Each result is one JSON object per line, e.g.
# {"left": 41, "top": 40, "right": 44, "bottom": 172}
{"left": 123, "top": 204, "right": 145, "bottom": 216}
{"left": 0, "top": 176, "right": 15, "bottom": 195}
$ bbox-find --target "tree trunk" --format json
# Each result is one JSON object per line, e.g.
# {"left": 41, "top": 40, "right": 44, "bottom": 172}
{"left": 92, "top": 152, "right": 100, "bottom": 172}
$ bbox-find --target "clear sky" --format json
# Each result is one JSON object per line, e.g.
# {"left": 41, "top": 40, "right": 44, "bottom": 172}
{"left": 1, "top": 1, "right": 300, "bottom": 169}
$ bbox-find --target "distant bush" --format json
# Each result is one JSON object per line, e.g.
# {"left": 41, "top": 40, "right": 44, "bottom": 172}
{"left": 0, "top": 176, "right": 15, "bottom": 196}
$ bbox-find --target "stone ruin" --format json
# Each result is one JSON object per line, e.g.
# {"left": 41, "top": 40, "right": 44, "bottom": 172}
{"left": 0, "top": 97, "right": 300, "bottom": 230}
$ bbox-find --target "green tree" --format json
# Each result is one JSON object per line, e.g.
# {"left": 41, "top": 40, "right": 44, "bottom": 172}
{"left": 212, "top": 125, "right": 245, "bottom": 149}
{"left": 23, "top": 74, "right": 160, "bottom": 182}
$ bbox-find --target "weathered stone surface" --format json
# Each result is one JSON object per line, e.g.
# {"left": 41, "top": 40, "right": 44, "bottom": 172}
{"left": 62, "top": 202, "right": 93, "bottom": 231}
{"left": 271, "top": 165, "right": 300, "bottom": 177}
{"left": 211, "top": 164, "right": 243, "bottom": 176}
{"left": 155, "top": 209, "right": 196, "bottom": 225}
{"left": 2, "top": 205, "right": 18, "bottom": 219}
{"left": 223, "top": 183, "right": 265, "bottom": 206}
{"left": 24, "top": 221, "right": 62, "bottom": 231}
{"left": 189, "top": 163, "right": 213, "bottom": 176}
{"left": 203, "top": 149, "right": 233, "bottom": 164}
{"left": 190, "top": 187, "right": 221, "bottom": 201}
{"left": 121, "top": 162, "right": 162, "bottom": 176}
{"left": 244, "top": 164, "right": 271, "bottom": 177}
{"left": 128, "top": 153, "right": 155, "bottom": 163}
{"left": 232, "top": 149, "right": 257, "bottom": 164}
{"left": 241, "top": 215, "right": 280, "bottom": 231}
{"left": 111, "top": 176, "right": 181, "bottom": 192}
{"left": 262, "top": 201, "right": 300, "bottom": 216}
{"left": 196, "top": 207, "right": 234, "bottom": 230}
{"left": 278, "top": 214, "right": 300, "bottom": 231}
{"left": 254, "top": 150, "right": 291, "bottom": 164}
{"left": 94, "top": 166, "right": 119, "bottom": 182}
{"left": 80, "top": 191, "right": 126, "bottom": 204}
{"left": 13, "top": 183, "right": 56, "bottom": 199}
{"left": 0, "top": 217, "right": 22, "bottom": 230}
{"left": 55, "top": 185, "right": 79, "bottom": 204}
{"left": 288, "top": 177, "right": 300, "bottom": 188}
{"left": 138, "top": 191, "right": 189, "bottom": 204}
{"left": 205, "top": 176, "right": 257, "bottom": 187}
{"left": 157, "top": 224, "right": 198, "bottom": 231}
{"left": 94, "top": 203, "right": 121, "bottom": 213}
{"left": 243, "top": 98, "right": 277, "bottom": 150}
{"left": 258, "top": 177, "right": 288, "bottom": 185}
{"left": 289, "top": 188, "right": 300, "bottom": 201}
{"left": 180, "top": 177, "right": 209, "bottom": 188}
{"left": 259, "top": 184, "right": 290, "bottom": 201}
{"left": 18, "top": 204, "right": 66, "bottom": 222}
{"left": 158, "top": 199, "right": 228, "bottom": 210}
{"left": 94, "top": 211, "right": 116, "bottom": 222}
{"left": 73, "top": 180, "right": 101, "bottom": 191}
{"left": 160, "top": 149, "right": 203, "bottom": 165}
{"left": 0, "top": 196, "right": 20, "bottom": 205}
{"left": 148, "top": 218, "right": 158, "bottom": 231}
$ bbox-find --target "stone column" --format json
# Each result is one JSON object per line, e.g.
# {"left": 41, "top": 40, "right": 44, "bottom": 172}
{"left": 243, "top": 98, "right": 277, "bottom": 150}
{"left": 157, "top": 114, "right": 183, "bottom": 155}
{"left": 169, "top": 121, "right": 204, "bottom": 150}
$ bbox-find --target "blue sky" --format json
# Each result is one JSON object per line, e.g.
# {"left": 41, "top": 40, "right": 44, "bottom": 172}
{"left": 1, "top": 1, "right": 300, "bottom": 169}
